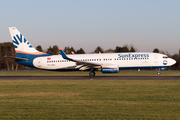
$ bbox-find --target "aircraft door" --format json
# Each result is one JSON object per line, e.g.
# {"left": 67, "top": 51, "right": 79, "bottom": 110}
{"left": 154, "top": 55, "right": 158, "bottom": 63}
{"left": 37, "top": 58, "right": 42, "bottom": 67}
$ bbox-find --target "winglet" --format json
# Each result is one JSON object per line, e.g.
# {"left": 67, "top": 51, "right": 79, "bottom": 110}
{"left": 59, "top": 47, "right": 69, "bottom": 59}
{"left": 71, "top": 51, "right": 75, "bottom": 54}
{"left": 58, "top": 47, "right": 62, "bottom": 50}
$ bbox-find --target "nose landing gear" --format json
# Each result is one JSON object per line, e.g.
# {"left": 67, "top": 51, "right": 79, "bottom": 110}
{"left": 157, "top": 69, "right": 161, "bottom": 75}
{"left": 157, "top": 72, "right": 161, "bottom": 75}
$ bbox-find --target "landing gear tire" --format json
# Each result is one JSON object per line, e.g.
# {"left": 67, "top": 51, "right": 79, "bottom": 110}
{"left": 89, "top": 71, "right": 95, "bottom": 76}
{"left": 157, "top": 72, "right": 161, "bottom": 75}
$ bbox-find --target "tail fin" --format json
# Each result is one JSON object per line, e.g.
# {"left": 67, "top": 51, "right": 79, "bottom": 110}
{"left": 9, "top": 27, "right": 49, "bottom": 58}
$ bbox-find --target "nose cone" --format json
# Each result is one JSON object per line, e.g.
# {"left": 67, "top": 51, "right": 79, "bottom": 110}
{"left": 171, "top": 59, "right": 176, "bottom": 65}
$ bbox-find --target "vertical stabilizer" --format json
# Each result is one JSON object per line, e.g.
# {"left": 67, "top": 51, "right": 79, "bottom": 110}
{"left": 9, "top": 27, "right": 49, "bottom": 58}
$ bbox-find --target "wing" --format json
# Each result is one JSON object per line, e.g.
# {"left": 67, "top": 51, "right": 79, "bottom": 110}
{"left": 58, "top": 47, "right": 101, "bottom": 70}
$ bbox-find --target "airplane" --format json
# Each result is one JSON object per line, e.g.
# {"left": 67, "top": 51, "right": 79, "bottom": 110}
{"left": 8, "top": 27, "right": 176, "bottom": 76}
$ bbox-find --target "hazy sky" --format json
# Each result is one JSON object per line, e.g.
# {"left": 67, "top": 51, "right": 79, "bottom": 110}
{"left": 0, "top": 0, "right": 180, "bottom": 54}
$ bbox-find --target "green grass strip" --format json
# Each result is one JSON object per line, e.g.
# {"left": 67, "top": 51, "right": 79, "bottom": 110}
{"left": 0, "top": 80, "right": 180, "bottom": 119}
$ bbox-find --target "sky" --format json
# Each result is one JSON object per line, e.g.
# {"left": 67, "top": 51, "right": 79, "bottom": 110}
{"left": 0, "top": 0, "right": 180, "bottom": 54}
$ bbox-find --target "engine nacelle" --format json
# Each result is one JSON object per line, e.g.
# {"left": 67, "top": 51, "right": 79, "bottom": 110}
{"left": 101, "top": 65, "right": 119, "bottom": 73}
{"left": 159, "top": 67, "right": 166, "bottom": 70}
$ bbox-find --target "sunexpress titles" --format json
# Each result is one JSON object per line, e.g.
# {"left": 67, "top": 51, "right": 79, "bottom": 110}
{"left": 118, "top": 53, "right": 149, "bottom": 58}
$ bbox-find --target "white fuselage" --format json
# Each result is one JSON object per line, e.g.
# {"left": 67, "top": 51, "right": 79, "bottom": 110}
{"left": 33, "top": 52, "right": 176, "bottom": 71}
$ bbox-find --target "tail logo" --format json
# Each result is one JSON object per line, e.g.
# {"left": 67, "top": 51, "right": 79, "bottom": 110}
{"left": 12, "top": 34, "right": 33, "bottom": 48}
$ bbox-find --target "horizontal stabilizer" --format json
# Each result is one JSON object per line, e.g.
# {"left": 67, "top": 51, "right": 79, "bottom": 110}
{"left": 4, "top": 56, "right": 28, "bottom": 61}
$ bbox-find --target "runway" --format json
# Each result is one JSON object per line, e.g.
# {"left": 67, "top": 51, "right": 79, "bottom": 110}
{"left": 0, "top": 76, "right": 180, "bottom": 80}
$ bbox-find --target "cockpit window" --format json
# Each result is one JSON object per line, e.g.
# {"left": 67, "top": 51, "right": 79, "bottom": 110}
{"left": 163, "top": 56, "right": 169, "bottom": 59}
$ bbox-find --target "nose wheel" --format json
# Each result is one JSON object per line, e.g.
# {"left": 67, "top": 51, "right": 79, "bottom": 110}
{"left": 89, "top": 71, "right": 95, "bottom": 76}
{"left": 157, "top": 72, "right": 161, "bottom": 75}
{"left": 157, "top": 69, "right": 161, "bottom": 75}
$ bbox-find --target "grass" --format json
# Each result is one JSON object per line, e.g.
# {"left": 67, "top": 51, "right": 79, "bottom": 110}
{"left": 0, "top": 80, "right": 180, "bottom": 119}
{"left": 0, "top": 70, "right": 180, "bottom": 76}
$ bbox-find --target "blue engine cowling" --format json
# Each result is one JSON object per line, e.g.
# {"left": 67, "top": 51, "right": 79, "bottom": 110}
{"left": 101, "top": 65, "right": 119, "bottom": 73}
{"left": 159, "top": 67, "right": 166, "bottom": 70}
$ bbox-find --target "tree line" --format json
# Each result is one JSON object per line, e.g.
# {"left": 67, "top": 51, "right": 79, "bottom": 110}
{"left": 0, "top": 42, "right": 180, "bottom": 70}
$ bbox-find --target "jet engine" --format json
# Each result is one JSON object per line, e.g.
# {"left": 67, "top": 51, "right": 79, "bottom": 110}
{"left": 101, "top": 65, "right": 119, "bottom": 73}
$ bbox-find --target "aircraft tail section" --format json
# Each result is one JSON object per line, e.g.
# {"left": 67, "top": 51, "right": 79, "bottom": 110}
{"left": 9, "top": 27, "right": 50, "bottom": 58}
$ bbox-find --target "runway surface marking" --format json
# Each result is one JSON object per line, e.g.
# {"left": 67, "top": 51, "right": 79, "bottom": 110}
{"left": 0, "top": 76, "right": 180, "bottom": 80}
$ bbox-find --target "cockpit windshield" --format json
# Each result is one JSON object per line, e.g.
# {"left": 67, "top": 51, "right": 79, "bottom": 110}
{"left": 163, "top": 56, "right": 169, "bottom": 59}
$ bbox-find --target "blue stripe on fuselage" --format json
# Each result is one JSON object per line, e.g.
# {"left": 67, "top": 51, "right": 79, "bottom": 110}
{"left": 119, "top": 66, "right": 167, "bottom": 70}
{"left": 38, "top": 66, "right": 167, "bottom": 72}
{"left": 16, "top": 53, "right": 52, "bottom": 58}
{"left": 15, "top": 53, "right": 52, "bottom": 68}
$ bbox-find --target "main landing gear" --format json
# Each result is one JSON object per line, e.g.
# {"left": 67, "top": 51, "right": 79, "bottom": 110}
{"left": 89, "top": 71, "right": 95, "bottom": 76}
{"left": 89, "top": 69, "right": 96, "bottom": 76}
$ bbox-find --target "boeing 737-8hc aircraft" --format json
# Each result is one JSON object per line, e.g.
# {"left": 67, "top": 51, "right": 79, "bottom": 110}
{"left": 8, "top": 27, "right": 176, "bottom": 76}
